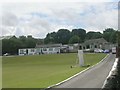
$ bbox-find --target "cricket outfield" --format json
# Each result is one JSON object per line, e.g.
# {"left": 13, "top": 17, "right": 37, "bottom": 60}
{"left": 2, "top": 53, "right": 106, "bottom": 88}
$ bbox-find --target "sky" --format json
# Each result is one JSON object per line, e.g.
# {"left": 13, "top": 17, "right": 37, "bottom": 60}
{"left": 0, "top": 0, "right": 119, "bottom": 38}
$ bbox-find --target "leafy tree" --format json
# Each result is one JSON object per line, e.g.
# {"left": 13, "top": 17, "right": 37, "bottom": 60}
{"left": 56, "top": 29, "right": 71, "bottom": 44}
{"left": 36, "top": 39, "right": 44, "bottom": 45}
{"left": 44, "top": 32, "right": 57, "bottom": 44}
{"left": 85, "top": 31, "right": 103, "bottom": 40}
{"left": 118, "top": 31, "right": 120, "bottom": 46}
{"left": 19, "top": 36, "right": 27, "bottom": 48}
{"left": 2, "top": 39, "right": 10, "bottom": 54}
{"left": 2, "top": 35, "right": 38, "bottom": 55}
{"left": 69, "top": 35, "right": 80, "bottom": 44}
{"left": 103, "top": 28, "right": 116, "bottom": 43}
{"left": 109, "top": 31, "right": 117, "bottom": 44}
{"left": 0, "top": 40, "right": 2, "bottom": 55}
{"left": 26, "top": 35, "right": 36, "bottom": 48}
{"left": 2, "top": 36, "right": 22, "bottom": 55}
{"left": 71, "top": 28, "right": 86, "bottom": 42}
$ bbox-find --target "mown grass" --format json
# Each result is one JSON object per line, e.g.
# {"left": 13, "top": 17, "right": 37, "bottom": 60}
{"left": 2, "top": 53, "right": 106, "bottom": 88}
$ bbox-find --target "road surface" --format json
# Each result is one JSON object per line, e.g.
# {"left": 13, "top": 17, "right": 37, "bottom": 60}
{"left": 55, "top": 54, "right": 116, "bottom": 88}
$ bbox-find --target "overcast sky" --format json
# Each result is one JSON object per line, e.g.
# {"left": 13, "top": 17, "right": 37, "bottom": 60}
{"left": 0, "top": 0, "right": 119, "bottom": 38}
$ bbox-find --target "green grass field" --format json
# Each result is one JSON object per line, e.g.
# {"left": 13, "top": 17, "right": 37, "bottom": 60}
{"left": 2, "top": 53, "right": 106, "bottom": 88}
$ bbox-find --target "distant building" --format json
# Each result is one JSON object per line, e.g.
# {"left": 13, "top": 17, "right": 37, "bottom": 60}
{"left": 66, "top": 38, "right": 116, "bottom": 53}
{"left": 36, "top": 44, "right": 62, "bottom": 54}
{"left": 19, "top": 49, "right": 27, "bottom": 56}
{"left": 79, "top": 38, "right": 115, "bottom": 50}
{"left": 67, "top": 43, "right": 79, "bottom": 53}
{"left": 18, "top": 44, "right": 62, "bottom": 55}
{"left": 18, "top": 38, "right": 116, "bottom": 55}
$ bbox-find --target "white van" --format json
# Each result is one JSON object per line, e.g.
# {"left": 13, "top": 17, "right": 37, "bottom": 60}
{"left": 112, "top": 47, "right": 116, "bottom": 54}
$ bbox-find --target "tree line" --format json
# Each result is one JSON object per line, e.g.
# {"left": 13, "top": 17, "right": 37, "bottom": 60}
{"left": 44, "top": 28, "right": 117, "bottom": 44}
{"left": 2, "top": 35, "right": 43, "bottom": 55}
{"left": 1, "top": 28, "right": 117, "bottom": 55}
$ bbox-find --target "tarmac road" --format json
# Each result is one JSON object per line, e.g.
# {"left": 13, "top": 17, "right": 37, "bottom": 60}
{"left": 55, "top": 54, "right": 116, "bottom": 88}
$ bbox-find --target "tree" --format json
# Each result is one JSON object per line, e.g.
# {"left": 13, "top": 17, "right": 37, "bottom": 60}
{"left": 0, "top": 40, "right": 2, "bottom": 55}
{"left": 85, "top": 31, "right": 103, "bottom": 40}
{"left": 26, "top": 35, "right": 36, "bottom": 48}
{"left": 56, "top": 29, "right": 71, "bottom": 44}
{"left": 118, "top": 31, "right": 120, "bottom": 57}
{"left": 2, "top": 36, "right": 23, "bottom": 55}
{"left": 36, "top": 39, "right": 44, "bottom": 45}
{"left": 71, "top": 28, "right": 86, "bottom": 42}
{"left": 109, "top": 31, "right": 117, "bottom": 44}
{"left": 2, "top": 35, "right": 38, "bottom": 55}
{"left": 69, "top": 35, "right": 80, "bottom": 44}
{"left": 118, "top": 31, "right": 120, "bottom": 46}
{"left": 19, "top": 36, "right": 27, "bottom": 48}
{"left": 44, "top": 32, "right": 57, "bottom": 44}
{"left": 103, "top": 28, "right": 116, "bottom": 43}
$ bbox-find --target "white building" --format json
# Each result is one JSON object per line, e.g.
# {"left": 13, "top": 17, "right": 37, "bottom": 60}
{"left": 18, "top": 44, "right": 62, "bottom": 55}
{"left": 28, "top": 48, "right": 37, "bottom": 55}
{"left": 19, "top": 49, "right": 27, "bottom": 56}
{"left": 36, "top": 44, "right": 62, "bottom": 54}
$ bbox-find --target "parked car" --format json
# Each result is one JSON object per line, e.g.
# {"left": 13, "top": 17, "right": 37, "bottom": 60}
{"left": 84, "top": 49, "right": 90, "bottom": 52}
{"left": 104, "top": 49, "right": 110, "bottom": 53}
{"left": 94, "top": 49, "right": 103, "bottom": 53}
{"left": 3, "top": 53, "right": 9, "bottom": 56}
{"left": 84, "top": 49, "right": 94, "bottom": 53}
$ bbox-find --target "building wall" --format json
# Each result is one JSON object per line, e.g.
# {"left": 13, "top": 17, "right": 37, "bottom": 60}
{"left": 28, "top": 48, "right": 37, "bottom": 55}
{"left": 19, "top": 49, "right": 27, "bottom": 55}
{"left": 18, "top": 47, "right": 60, "bottom": 55}
{"left": 79, "top": 43, "right": 113, "bottom": 51}
{"left": 42, "top": 47, "right": 60, "bottom": 54}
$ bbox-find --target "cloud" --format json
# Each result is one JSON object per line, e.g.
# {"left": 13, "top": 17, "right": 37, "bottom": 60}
{"left": 14, "top": 17, "right": 53, "bottom": 38}
{"left": 1, "top": 12, "right": 18, "bottom": 36}
{"left": 2, "top": 12, "right": 18, "bottom": 26}
{"left": 1, "top": 2, "right": 118, "bottom": 38}
{"left": 82, "top": 3, "right": 118, "bottom": 32}
{"left": 0, "top": 0, "right": 119, "bottom": 3}
{"left": 1, "top": 26, "right": 16, "bottom": 36}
